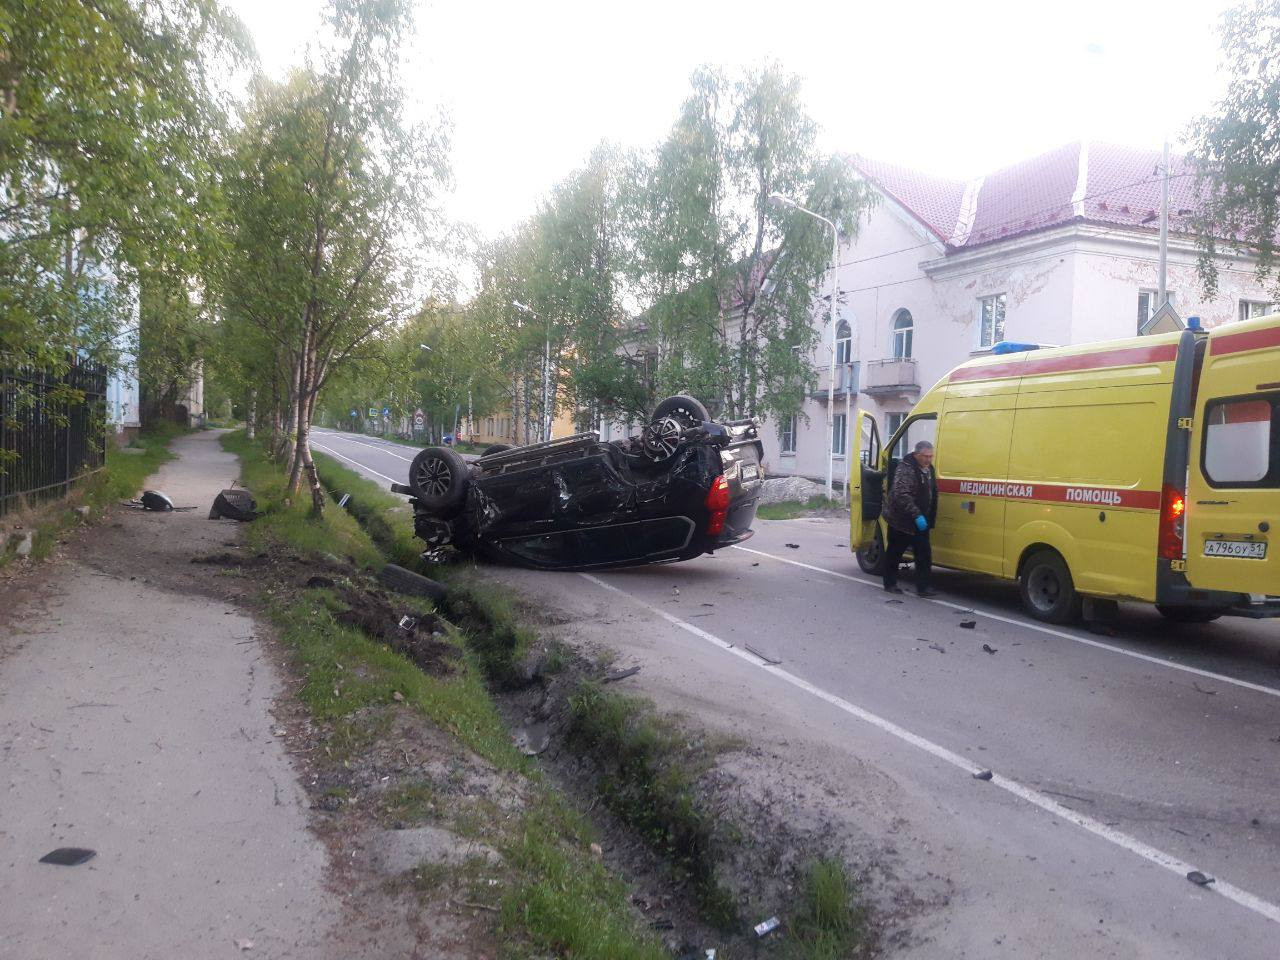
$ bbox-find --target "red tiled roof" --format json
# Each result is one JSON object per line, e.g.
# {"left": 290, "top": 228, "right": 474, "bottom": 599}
{"left": 850, "top": 142, "right": 1199, "bottom": 252}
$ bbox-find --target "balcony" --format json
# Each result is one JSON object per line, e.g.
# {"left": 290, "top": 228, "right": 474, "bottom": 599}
{"left": 862, "top": 358, "right": 919, "bottom": 397}
{"left": 809, "top": 362, "right": 859, "bottom": 401}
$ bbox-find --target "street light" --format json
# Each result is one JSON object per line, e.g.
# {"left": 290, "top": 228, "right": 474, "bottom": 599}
{"left": 512, "top": 300, "right": 552, "bottom": 443}
{"left": 768, "top": 192, "right": 843, "bottom": 502}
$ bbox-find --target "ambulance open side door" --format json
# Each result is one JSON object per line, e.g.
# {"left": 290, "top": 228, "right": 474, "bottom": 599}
{"left": 849, "top": 410, "right": 883, "bottom": 553}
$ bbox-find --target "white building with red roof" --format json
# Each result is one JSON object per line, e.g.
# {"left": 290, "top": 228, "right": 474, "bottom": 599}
{"left": 767, "top": 140, "right": 1277, "bottom": 484}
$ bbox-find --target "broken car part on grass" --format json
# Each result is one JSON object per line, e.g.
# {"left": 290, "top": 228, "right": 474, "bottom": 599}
{"left": 392, "top": 396, "right": 764, "bottom": 571}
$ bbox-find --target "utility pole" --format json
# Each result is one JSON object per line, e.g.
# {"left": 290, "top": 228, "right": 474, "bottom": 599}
{"left": 1158, "top": 139, "right": 1169, "bottom": 307}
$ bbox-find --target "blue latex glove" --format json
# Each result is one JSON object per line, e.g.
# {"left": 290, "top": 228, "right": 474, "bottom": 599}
{"left": 914, "top": 514, "right": 928, "bottom": 532}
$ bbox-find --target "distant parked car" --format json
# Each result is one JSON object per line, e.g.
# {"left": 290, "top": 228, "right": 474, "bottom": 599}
{"left": 392, "top": 396, "right": 763, "bottom": 570}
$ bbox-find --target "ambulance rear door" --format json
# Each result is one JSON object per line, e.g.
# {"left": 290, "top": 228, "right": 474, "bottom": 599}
{"left": 1184, "top": 317, "right": 1280, "bottom": 597}
{"left": 848, "top": 410, "right": 882, "bottom": 552}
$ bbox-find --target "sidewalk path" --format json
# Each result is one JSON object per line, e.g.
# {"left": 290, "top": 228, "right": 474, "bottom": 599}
{"left": 0, "top": 431, "right": 336, "bottom": 959}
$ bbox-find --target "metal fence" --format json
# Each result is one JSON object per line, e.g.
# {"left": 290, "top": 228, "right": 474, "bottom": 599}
{"left": 0, "top": 361, "right": 108, "bottom": 516}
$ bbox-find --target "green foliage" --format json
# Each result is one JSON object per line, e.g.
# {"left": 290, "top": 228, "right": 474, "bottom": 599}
{"left": 1191, "top": 0, "right": 1280, "bottom": 298}
{"left": 787, "top": 858, "right": 866, "bottom": 960}
{"left": 567, "top": 682, "right": 738, "bottom": 930}
{"left": 756, "top": 495, "right": 843, "bottom": 520}
{"left": 311, "top": 451, "right": 420, "bottom": 567}
{"left": 0, "top": 0, "right": 245, "bottom": 377}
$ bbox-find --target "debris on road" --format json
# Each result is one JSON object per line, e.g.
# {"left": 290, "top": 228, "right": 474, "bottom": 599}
{"left": 235, "top": 938, "right": 255, "bottom": 951}
{"left": 959, "top": 620, "right": 976, "bottom": 629}
{"left": 754, "top": 916, "right": 781, "bottom": 937}
{"left": 784, "top": 543, "right": 800, "bottom": 549}
{"left": 928, "top": 642, "right": 947, "bottom": 654}
{"left": 398, "top": 615, "right": 418, "bottom": 630}
{"left": 1192, "top": 682, "right": 1217, "bottom": 696}
{"left": 209, "top": 488, "right": 258, "bottom": 521}
{"left": 1186, "top": 870, "right": 1215, "bottom": 886}
{"left": 973, "top": 769, "right": 994, "bottom": 781}
{"left": 744, "top": 643, "right": 782, "bottom": 665}
{"left": 603, "top": 665, "right": 641, "bottom": 683}
{"left": 885, "top": 598, "right": 903, "bottom": 605}
{"left": 38, "top": 847, "right": 96, "bottom": 866}
{"left": 982, "top": 644, "right": 997, "bottom": 655}
{"left": 141, "top": 489, "right": 174, "bottom": 511}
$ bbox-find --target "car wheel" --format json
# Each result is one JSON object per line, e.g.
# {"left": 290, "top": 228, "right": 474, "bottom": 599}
{"left": 1155, "top": 604, "right": 1224, "bottom": 624}
{"left": 408, "top": 446, "right": 470, "bottom": 516}
{"left": 651, "top": 395, "right": 710, "bottom": 427}
{"left": 1019, "top": 550, "right": 1082, "bottom": 624}
{"left": 856, "top": 528, "right": 885, "bottom": 575}
{"left": 481, "top": 443, "right": 511, "bottom": 457}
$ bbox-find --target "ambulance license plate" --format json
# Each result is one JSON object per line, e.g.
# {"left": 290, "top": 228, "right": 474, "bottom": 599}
{"left": 1203, "top": 539, "right": 1267, "bottom": 559}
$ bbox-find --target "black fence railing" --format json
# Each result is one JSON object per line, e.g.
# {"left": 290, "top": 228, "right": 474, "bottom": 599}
{"left": 0, "top": 361, "right": 108, "bottom": 516}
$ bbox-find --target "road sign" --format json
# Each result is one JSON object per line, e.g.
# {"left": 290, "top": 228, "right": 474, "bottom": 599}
{"left": 368, "top": 407, "right": 377, "bottom": 418}
{"left": 414, "top": 413, "right": 424, "bottom": 428}
{"left": 382, "top": 407, "right": 391, "bottom": 418}
{"left": 350, "top": 409, "right": 357, "bottom": 418}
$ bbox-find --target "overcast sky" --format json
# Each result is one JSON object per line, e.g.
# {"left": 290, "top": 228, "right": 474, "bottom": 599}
{"left": 222, "top": 0, "right": 1237, "bottom": 241}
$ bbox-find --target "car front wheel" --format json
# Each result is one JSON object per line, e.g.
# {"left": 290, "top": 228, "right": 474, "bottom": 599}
{"left": 408, "top": 447, "right": 470, "bottom": 516}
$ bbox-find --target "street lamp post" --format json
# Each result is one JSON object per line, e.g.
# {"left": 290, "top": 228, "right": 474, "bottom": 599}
{"left": 512, "top": 300, "right": 552, "bottom": 442}
{"left": 768, "top": 193, "right": 842, "bottom": 501}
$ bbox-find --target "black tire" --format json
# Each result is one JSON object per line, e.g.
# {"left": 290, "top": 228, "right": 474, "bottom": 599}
{"left": 408, "top": 446, "right": 470, "bottom": 516}
{"left": 856, "top": 527, "right": 885, "bottom": 575}
{"left": 377, "top": 563, "right": 447, "bottom": 602}
{"left": 1018, "top": 550, "right": 1082, "bottom": 624}
{"left": 651, "top": 395, "right": 710, "bottom": 427}
{"left": 1156, "top": 604, "right": 1224, "bottom": 624}
{"left": 481, "top": 443, "right": 512, "bottom": 457}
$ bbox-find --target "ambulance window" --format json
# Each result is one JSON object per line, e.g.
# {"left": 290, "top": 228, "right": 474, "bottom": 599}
{"left": 1202, "top": 395, "right": 1279, "bottom": 487}
{"left": 891, "top": 415, "right": 937, "bottom": 461}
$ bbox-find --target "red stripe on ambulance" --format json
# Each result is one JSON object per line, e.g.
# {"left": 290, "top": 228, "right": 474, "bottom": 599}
{"left": 937, "top": 478, "right": 1161, "bottom": 510}
{"left": 949, "top": 343, "right": 1179, "bottom": 383}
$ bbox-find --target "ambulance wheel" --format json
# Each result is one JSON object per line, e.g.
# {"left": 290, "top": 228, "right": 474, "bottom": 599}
{"left": 856, "top": 528, "right": 885, "bottom": 575}
{"left": 1019, "top": 550, "right": 1082, "bottom": 624}
{"left": 1156, "top": 605, "right": 1224, "bottom": 624}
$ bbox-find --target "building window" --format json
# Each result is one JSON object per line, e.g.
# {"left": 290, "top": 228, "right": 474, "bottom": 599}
{"left": 886, "top": 412, "right": 906, "bottom": 440}
{"left": 832, "top": 413, "right": 847, "bottom": 456}
{"left": 978, "top": 294, "right": 1006, "bottom": 349}
{"left": 892, "top": 310, "right": 913, "bottom": 359}
{"left": 834, "top": 319, "right": 852, "bottom": 365}
{"left": 1137, "top": 289, "right": 1177, "bottom": 333}
{"left": 780, "top": 414, "right": 797, "bottom": 455}
{"left": 1240, "top": 299, "right": 1273, "bottom": 322}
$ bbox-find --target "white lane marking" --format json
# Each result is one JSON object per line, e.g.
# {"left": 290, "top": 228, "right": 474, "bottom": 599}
{"left": 578, "top": 571, "right": 1280, "bottom": 927}
{"left": 312, "top": 430, "right": 414, "bottom": 461}
{"left": 309, "top": 442, "right": 399, "bottom": 485}
{"left": 732, "top": 544, "right": 1280, "bottom": 701}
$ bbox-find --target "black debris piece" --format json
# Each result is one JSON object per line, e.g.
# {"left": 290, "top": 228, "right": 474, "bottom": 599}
{"left": 603, "top": 665, "right": 641, "bottom": 683}
{"left": 751, "top": 562, "right": 760, "bottom": 566}
{"left": 305, "top": 575, "right": 335, "bottom": 589}
{"left": 1186, "top": 870, "right": 1215, "bottom": 886}
{"left": 39, "top": 847, "right": 96, "bottom": 866}
{"left": 928, "top": 643, "right": 947, "bottom": 654}
{"left": 784, "top": 543, "right": 800, "bottom": 549}
{"left": 885, "top": 598, "right": 904, "bottom": 605}
{"left": 141, "top": 490, "right": 174, "bottom": 512}
{"left": 982, "top": 643, "right": 997, "bottom": 655}
{"left": 377, "top": 563, "right": 447, "bottom": 602}
{"left": 959, "top": 620, "right": 977, "bottom": 629}
{"left": 209, "top": 488, "right": 257, "bottom": 521}
{"left": 972, "top": 769, "right": 994, "bottom": 781}
{"left": 744, "top": 643, "right": 782, "bottom": 665}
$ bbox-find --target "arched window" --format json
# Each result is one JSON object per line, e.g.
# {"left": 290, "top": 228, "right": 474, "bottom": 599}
{"left": 834, "top": 319, "right": 852, "bottom": 365}
{"left": 892, "top": 309, "right": 913, "bottom": 359}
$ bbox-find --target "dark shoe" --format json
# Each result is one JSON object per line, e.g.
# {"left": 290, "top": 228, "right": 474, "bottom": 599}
{"left": 917, "top": 588, "right": 938, "bottom": 598}
{"left": 884, "top": 585, "right": 904, "bottom": 594}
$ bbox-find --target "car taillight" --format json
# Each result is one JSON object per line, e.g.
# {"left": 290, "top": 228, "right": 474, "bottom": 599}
{"left": 705, "top": 474, "right": 731, "bottom": 536}
{"left": 1158, "top": 483, "right": 1186, "bottom": 560}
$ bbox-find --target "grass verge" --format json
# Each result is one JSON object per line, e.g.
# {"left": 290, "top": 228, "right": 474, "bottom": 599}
{"left": 222, "top": 429, "right": 666, "bottom": 958}
{"left": 2, "top": 423, "right": 185, "bottom": 567}
{"left": 756, "top": 495, "right": 843, "bottom": 520}
{"left": 788, "top": 858, "right": 867, "bottom": 959}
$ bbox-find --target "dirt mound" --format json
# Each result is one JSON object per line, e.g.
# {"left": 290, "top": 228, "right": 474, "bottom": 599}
{"left": 333, "top": 585, "right": 457, "bottom": 677}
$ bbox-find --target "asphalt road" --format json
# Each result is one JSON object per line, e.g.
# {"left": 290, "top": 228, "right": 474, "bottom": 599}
{"left": 310, "top": 426, "right": 1280, "bottom": 957}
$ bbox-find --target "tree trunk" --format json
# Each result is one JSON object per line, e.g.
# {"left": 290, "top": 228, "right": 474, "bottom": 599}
{"left": 280, "top": 351, "right": 302, "bottom": 472}
{"left": 245, "top": 389, "right": 257, "bottom": 440}
{"left": 287, "top": 328, "right": 313, "bottom": 495}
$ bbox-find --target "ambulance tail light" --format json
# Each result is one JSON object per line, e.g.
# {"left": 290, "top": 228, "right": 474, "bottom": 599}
{"left": 705, "top": 474, "right": 731, "bottom": 536}
{"left": 1158, "top": 484, "right": 1186, "bottom": 560}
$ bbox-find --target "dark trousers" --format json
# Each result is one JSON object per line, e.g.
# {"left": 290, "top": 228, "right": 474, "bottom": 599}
{"left": 884, "top": 527, "right": 932, "bottom": 591}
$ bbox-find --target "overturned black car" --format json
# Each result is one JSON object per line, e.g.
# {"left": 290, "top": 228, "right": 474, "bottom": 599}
{"left": 390, "top": 396, "right": 763, "bottom": 570}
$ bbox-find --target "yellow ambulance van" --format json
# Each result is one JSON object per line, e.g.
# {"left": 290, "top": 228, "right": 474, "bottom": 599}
{"left": 848, "top": 314, "right": 1280, "bottom": 624}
